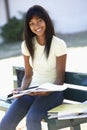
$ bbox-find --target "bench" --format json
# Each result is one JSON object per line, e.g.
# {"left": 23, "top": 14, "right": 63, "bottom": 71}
{"left": 1, "top": 66, "right": 87, "bottom": 130}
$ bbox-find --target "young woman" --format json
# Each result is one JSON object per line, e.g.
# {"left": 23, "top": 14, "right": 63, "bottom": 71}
{"left": 0, "top": 5, "right": 67, "bottom": 130}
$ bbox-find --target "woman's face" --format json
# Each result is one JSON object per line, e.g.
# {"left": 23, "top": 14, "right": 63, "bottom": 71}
{"left": 29, "top": 16, "right": 46, "bottom": 38}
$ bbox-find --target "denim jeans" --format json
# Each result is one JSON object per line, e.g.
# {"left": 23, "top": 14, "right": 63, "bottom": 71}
{"left": 0, "top": 91, "right": 63, "bottom": 130}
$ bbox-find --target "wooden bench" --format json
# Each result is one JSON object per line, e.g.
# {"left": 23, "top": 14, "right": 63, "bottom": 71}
{"left": 1, "top": 66, "right": 87, "bottom": 130}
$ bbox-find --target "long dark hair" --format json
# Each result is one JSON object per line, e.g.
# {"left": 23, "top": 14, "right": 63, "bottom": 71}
{"left": 24, "top": 5, "right": 55, "bottom": 59}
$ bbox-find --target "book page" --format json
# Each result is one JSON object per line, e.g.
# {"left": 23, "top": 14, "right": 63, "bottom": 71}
{"left": 36, "top": 83, "right": 67, "bottom": 91}
{"left": 7, "top": 86, "right": 38, "bottom": 99}
{"left": 7, "top": 83, "right": 67, "bottom": 100}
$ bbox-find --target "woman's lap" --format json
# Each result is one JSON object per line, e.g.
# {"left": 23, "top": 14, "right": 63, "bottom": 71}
{"left": 0, "top": 91, "right": 63, "bottom": 130}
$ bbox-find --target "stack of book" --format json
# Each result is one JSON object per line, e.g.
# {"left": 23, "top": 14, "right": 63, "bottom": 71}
{"left": 48, "top": 102, "right": 87, "bottom": 120}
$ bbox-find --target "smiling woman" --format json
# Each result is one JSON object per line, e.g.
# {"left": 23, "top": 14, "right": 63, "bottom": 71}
{"left": 0, "top": 5, "right": 67, "bottom": 130}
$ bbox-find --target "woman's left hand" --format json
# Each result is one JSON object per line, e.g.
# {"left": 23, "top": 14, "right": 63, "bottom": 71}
{"left": 29, "top": 91, "right": 51, "bottom": 96}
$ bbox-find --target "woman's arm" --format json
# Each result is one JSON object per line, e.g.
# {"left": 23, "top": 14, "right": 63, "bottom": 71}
{"left": 20, "top": 55, "right": 33, "bottom": 90}
{"left": 12, "top": 55, "right": 33, "bottom": 94}
{"left": 54, "top": 54, "right": 67, "bottom": 85}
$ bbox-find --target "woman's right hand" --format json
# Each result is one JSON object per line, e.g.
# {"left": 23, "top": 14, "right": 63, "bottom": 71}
{"left": 12, "top": 87, "right": 23, "bottom": 95}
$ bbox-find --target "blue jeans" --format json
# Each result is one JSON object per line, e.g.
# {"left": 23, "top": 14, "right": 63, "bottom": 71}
{"left": 0, "top": 91, "right": 63, "bottom": 130}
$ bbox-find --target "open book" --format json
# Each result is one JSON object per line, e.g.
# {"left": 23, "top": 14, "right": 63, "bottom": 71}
{"left": 7, "top": 83, "right": 87, "bottom": 100}
{"left": 7, "top": 83, "right": 67, "bottom": 100}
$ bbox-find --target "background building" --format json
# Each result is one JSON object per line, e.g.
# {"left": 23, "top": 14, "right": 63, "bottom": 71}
{"left": 0, "top": 0, "right": 87, "bottom": 34}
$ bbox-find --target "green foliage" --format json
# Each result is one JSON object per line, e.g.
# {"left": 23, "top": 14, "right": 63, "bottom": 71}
{"left": 1, "top": 17, "right": 24, "bottom": 43}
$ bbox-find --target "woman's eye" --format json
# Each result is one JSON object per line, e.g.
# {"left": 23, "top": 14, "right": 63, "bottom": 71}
{"left": 29, "top": 18, "right": 43, "bottom": 27}
{"left": 38, "top": 19, "right": 43, "bottom": 23}
{"left": 29, "top": 23, "right": 35, "bottom": 26}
